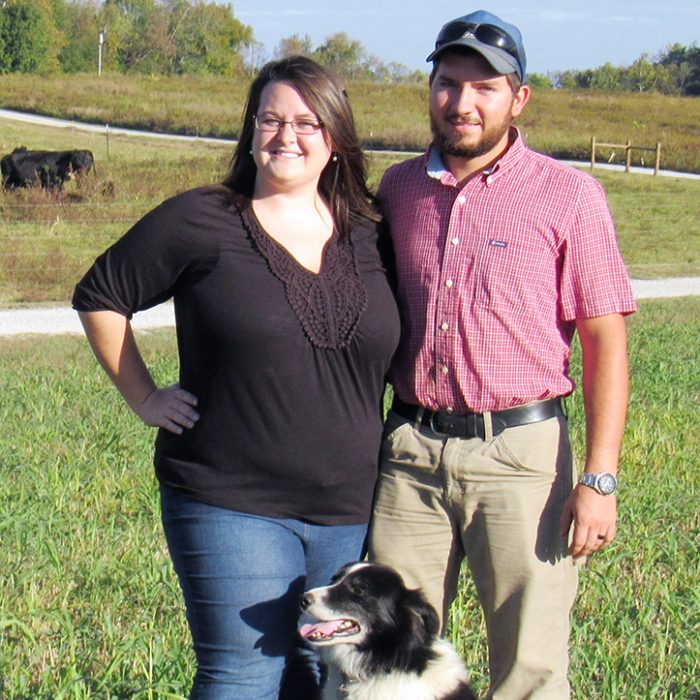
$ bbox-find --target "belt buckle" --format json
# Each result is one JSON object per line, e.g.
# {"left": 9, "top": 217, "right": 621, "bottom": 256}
{"left": 428, "top": 410, "right": 445, "bottom": 435}
{"left": 429, "top": 410, "right": 462, "bottom": 437}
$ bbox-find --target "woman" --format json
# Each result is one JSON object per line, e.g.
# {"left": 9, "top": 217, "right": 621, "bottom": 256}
{"left": 72, "top": 56, "right": 400, "bottom": 699}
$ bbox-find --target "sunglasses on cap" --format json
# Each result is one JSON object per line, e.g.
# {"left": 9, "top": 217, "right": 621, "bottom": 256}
{"left": 434, "top": 20, "right": 519, "bottom": 60}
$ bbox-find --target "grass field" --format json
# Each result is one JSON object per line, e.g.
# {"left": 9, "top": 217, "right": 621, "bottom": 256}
{"left": 1, "top": 72, "right": 699, "bottom": 697}
{"left": 1, "top": 73, "right": 700, "bottom": 172}
{"left": 1, "top": 297, "right": 698, "bottom": 698}
{"left": 1, "top": 115, "right": 699, "bottom": 306}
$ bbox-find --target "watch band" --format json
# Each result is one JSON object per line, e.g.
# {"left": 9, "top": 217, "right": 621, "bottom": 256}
{"left": 579, "top": 472, "right": 617, "bottom": 495}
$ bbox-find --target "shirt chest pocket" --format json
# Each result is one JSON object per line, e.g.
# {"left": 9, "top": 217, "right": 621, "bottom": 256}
{"left": 473, "top": 237, "right": 521, "bottom": 311}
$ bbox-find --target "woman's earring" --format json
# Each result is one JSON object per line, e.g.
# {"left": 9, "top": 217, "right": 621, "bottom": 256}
{"left": 332, "top": 153, "right": 338, "bottom": 162}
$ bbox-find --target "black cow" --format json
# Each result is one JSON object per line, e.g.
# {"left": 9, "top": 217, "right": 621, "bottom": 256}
{"left": 1, "top": 147, "right": 96, "bottom": 191}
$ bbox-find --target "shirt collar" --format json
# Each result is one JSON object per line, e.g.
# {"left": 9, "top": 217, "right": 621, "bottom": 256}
{"left": 425, "top": 127, "right": 525, "bottom": 186}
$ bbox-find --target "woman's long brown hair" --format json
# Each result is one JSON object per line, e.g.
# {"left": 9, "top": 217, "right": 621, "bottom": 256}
{"left": 222, "top": 56, "right": 377, "bottom": 238}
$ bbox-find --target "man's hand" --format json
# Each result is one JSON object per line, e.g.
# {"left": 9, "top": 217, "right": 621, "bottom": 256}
{"left": 561, "top": 485, "right": 617, "bottom": 559}
{"left": 568, "top": 313, "right": 628, "bottom": 559}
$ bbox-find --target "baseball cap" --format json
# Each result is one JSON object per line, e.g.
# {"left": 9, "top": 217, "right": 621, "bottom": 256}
{"left": 426, "top": 10, "right": 526, "bottom": 83}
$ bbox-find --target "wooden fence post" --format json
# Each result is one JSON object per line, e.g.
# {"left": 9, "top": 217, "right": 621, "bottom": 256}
{"left": 654, "top": 143, "right": 661, "bottom": 176}
{"left": 591, "top": 136, "right": 596, "bottom": 171}
{"left": 625, "top": 139, "right": 632, "bottom": 173}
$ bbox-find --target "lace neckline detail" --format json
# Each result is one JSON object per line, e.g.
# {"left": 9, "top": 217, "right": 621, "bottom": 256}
{"left": 239, "top": 205, "right": 367, "bottom": 349}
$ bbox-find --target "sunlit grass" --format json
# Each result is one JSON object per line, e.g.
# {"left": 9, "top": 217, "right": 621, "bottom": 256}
{"left": 1, "top": 299, "right": 699, "bottom": 698}
{"left": 2, "top": 115, "right": 699, "bottom": 305}
{"left": 2, "top": 74, "right": 699, "bottom": 172}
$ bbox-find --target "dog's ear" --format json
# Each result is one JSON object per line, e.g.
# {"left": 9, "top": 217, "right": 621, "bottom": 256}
{"left": 405, "top": 589, "right": 440, "bottom": 636}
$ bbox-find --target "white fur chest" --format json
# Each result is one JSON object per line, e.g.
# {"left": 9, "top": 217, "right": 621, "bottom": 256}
{"left": 324, "top": 639, "right": 471, "bottom": 700}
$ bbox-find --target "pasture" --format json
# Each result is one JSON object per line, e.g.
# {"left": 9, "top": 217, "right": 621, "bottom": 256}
{"left": 1, "top": 83, "right": 699, "bottom": 698}
{"left": 1, "top": 116, "right": 699, "bottom": 306}
{"left": 1, "top": 73, "right": 700, "bottom": 172}
{"left": 1, "top": 299, "right": 698, "bottom": 698}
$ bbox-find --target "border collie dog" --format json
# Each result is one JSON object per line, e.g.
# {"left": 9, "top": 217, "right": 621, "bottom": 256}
{"left": 300, "top": 562, "right": 477, "bottom": 700}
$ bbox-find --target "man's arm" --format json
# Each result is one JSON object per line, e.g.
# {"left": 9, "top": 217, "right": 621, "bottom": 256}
{"left": 561, "top": 312, "right": 630, "bottom": 558}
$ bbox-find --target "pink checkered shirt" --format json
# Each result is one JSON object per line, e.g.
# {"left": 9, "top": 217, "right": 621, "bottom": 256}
{"left": 378, "top": 129, "right": 637, "bottom": 413}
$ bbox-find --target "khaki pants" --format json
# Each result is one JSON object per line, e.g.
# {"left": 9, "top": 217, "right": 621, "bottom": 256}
{"left": 368, "top": 410, "right": 580, "bottom": 700}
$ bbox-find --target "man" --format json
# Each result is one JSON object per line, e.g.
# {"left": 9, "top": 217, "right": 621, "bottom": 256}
{"left": 368, "top": 10, "right": 637, "bottom": 699}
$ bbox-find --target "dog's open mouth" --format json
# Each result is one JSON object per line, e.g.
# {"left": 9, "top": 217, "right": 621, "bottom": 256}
{"left": 300, "top": 618, "right": 360, "bottom": 642}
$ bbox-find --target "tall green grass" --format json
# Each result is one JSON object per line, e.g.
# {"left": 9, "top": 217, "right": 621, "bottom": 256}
{"left": 1, "top": 116, "right": 699, "bottom": 305}
{"left": 1, "top": 298, "right": 699, "bottom": 698}
{"left": 1, "top": 73, "right": 699, "bottom": 172}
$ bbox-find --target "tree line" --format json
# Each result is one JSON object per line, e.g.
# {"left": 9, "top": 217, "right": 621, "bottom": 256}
{"left": 0, "top": 0, "right": 698, "bottom": 94}
{"left": 0, "top": 0, "right": 424, "bottom": 81}
{"left": 529, "top": 45, "right": 700, "bottom": 96}
{"left": 0, "top": 0, "right": 252, "bottom": 76}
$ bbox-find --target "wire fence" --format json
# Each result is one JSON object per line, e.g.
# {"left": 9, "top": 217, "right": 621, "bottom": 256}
{"left": 2, "top": 185, "right": 698, "bottom": 305}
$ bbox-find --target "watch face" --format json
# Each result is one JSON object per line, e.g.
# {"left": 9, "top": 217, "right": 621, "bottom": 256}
{"left": 597, "top": 473, "right": 617, "bottom": 495}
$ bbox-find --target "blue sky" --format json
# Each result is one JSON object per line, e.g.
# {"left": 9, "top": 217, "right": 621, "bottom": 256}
{"left": 231, "top": 1, "right": 700, "bottom": 75}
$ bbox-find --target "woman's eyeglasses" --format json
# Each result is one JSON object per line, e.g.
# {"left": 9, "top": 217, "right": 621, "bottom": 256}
{"left": 254, "top": 116, "right": 323, "bottom": 135}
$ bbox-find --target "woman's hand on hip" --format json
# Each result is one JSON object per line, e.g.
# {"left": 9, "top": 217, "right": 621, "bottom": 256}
{"left": 137, "top": 384, "right": 200, "bottom": 434}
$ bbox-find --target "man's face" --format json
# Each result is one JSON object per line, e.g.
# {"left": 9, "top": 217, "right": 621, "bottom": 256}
{"left": 429, "top": 51, "right": 528, "bottom": 164}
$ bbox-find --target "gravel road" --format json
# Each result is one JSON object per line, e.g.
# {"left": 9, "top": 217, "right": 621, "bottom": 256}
{"left": 2, "top": 107, "right": 700, "bottom": 179}
{"left": 1, "top": 278, "right": 699, "bottom": 336}
{"left": 2, "top": 109, "right": 698, "bottom": 336}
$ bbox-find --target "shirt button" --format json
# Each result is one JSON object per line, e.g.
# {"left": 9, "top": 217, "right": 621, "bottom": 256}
{"left": 456, "top": 196, "right": 466, "bottom": 205}
{"left": 445, "top": 279, "right": 454, "bottom": 288}
{"left": 451, "top": 237, "right": 460, "bottom": 246}
{"left": 441, "top": 366, "right": 449, "bottom": 375}
{"left": 446, "top": 406, "right": 454, "bottom": 413}
{"left": 440, "top": 322, "right": 449, "bottom": 331}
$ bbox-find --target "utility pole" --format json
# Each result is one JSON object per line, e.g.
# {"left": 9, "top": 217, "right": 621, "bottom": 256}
{"left": 98, "top": 29, "right": 105, "bottom": 76}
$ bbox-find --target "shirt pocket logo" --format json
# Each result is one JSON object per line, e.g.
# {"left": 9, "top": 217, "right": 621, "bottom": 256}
{"left": 475, "top": 238, "right": 512, "bottom": 310}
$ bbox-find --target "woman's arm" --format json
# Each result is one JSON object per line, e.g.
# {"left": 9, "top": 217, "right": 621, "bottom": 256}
{"left": 78, "top": 309, "right": 199, "bottom": 435}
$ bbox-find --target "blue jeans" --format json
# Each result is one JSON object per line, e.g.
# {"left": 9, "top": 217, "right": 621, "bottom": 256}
{"left": 160, "top": 485, "right": 368, "bottom": 700}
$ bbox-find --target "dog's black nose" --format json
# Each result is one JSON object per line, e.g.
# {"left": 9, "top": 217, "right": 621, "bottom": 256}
{"left": 301, "top": 594, "right": 312, "bottom": 610}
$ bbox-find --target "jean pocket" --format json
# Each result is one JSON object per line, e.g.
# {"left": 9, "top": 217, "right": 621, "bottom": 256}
{"left": 496, "top": 417, "right": 570, "bottom": 476}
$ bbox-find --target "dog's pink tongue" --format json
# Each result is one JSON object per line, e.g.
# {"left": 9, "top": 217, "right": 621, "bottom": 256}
{"left": 300, "top": 621, "right": 343, "bottom": 639}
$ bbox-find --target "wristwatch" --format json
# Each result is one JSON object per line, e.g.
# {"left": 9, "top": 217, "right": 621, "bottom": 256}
{"left": 579, "top": 472, "right": 617, "bottom": 496}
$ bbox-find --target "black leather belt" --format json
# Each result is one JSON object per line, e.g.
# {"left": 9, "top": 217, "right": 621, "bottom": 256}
{"left": 392, "top": 396, "right": 564, "bottom": 440}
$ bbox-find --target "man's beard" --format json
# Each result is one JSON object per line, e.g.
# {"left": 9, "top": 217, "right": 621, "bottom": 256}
{"left": 430, "top": 112, "right": 512, "bottom": 160}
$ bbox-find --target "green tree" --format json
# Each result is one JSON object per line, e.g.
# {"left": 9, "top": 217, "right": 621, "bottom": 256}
{"left": 659, "top": 42, "right": 700, "bottom": 95}
{"left": 0, "top": 0, "right": 62, "bottom": 72}
{"left": 685, "top": 45, "right": 700, "bottom": 95}
{"left": 90, "top": 0, "right": 251, "bottom": 75}
{"left": 548, "top": 43, "right": 700, "bottom": 96}
{"left": 623, "top": 54, "right": 658, "bottom": 92}
{"left": 526, "top": 72, "right": 553, "bottom": 89}
{"left": 275, "top": 33, "right": 313, "bottom": 59}
{"left": 588, "top": 63, "right": 623, "bottom": 91}
{"left": 550, "top": 70, "right": 578, "bottom": 90}
{"left": 170, "top": 0, "right": 252, "bottom": 75}
{"left": 57, "top": 0, "right": 102, "bottom": 73}
{"left": 101, "top": 0, "right": 157, "bottom": 71}
{"left": 244, "top": 39, "right": 266, "bottom": 75}
{"left": 658, "top": 42, "right": 689, "bottom": 68}
{"left": 314, "top": 32, "right": 369, "bottom": 79}
{"left": 130, "top": 1, "right": 176, "bottom": 73}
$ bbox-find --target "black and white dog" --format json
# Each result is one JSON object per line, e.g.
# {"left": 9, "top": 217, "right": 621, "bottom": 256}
{"left": 300, "top": 562, "right": 477, "bottom": 700}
